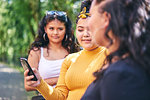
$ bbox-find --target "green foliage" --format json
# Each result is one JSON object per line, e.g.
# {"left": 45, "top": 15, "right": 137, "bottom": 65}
{"left": 0, "top": 0, "right": 81, "bottom": 65}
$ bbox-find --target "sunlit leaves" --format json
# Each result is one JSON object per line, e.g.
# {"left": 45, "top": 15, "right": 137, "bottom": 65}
{"left": 0, "top": 0, "right": 81, "bottom": 65}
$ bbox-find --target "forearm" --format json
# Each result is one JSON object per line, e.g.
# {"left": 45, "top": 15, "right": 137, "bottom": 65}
{"left": 36, "top": 79, "right": 67, "bottom": 100}
{"left": 35, "top": 57, "right": 71, "bottom": 99}
{"left": 44, "top": 77, "right": 58, "bottom": 86}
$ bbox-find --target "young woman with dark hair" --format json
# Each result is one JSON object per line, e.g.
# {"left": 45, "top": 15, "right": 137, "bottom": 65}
{"left": 24, "top": 0, "right": 108, "bottom": 99}
{"left": 24, "top": 10, "right": 80, "bottom": 99}
{"left": 82, "top": 0, "right": 150, "bottom": 100}
{"left": 29, "top": 11, "right": 79, "bottom": 54}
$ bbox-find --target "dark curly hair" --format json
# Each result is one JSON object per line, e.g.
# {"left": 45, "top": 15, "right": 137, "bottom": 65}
{"left": 28, "top": 11, "right": 80, "bottom": 54}
{"left": 93, "top": 0, "right": 150, "bottom": 79}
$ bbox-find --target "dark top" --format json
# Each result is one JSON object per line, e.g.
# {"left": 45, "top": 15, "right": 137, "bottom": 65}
{"left": 81, "top": 57, "right": 150, "bottom": 100}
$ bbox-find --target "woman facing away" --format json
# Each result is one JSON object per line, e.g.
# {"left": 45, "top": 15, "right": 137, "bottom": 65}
{"left": 82, "top": 0, "right": 150, "bottom": 100}
{"left": 24, "top": 0, "right": 108, "bottom": 99}
{"left": 25, "top": 10, "right": 79, "bottom": 99}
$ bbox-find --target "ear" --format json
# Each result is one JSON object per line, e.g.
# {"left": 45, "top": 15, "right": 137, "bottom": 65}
{"left": 102, "top": 12, "right": 111, "bottom": 28}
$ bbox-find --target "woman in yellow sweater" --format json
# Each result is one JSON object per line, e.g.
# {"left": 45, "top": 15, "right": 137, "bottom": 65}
{"left": 24, "top": 0, "right": 107, "bottom": 99}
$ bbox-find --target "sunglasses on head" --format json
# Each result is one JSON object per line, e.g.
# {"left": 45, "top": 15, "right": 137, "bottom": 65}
{"left": 46, "top": 11, "right": 67, "bottom": 22}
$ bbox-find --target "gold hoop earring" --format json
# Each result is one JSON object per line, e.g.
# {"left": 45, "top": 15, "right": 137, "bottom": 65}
{"left": 43, "top": 33, "right": 48, "bottom": 41}
{"left": 65, "top": 35, "right": 68, "bottom": 41}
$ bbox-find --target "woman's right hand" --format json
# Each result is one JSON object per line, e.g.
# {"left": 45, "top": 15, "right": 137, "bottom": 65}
{"left": 24, "top": 68, "right": 42, "bottom": 87}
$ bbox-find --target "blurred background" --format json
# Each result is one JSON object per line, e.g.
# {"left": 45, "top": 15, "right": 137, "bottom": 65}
{"left": 0, "top": 0, "right": 81, "bottom": 66}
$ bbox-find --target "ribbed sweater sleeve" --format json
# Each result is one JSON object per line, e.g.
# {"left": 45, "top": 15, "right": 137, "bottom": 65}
{"left": 36, "top": 56, "right": 72, "bottom": 100}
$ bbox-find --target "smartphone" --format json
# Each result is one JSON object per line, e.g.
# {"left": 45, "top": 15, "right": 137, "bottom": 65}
{"left": 20, "top": 58, "right": 38, "bottom": 81}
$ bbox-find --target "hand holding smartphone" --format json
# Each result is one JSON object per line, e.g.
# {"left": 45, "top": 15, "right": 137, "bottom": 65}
{"left": 20, "top": 58, "right": 38, "bottom": 81}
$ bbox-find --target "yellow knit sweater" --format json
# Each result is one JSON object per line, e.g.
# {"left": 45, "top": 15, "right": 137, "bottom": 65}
{"left": 36, "top": 47, "right": 107, "bottom": 100}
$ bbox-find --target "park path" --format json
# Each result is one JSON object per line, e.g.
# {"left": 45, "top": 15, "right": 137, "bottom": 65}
{"left": 0, "top": 63, "right": 28, "bottom": 100}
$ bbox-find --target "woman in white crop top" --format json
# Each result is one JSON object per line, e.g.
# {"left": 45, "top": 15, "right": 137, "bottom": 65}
{"left": 24, "top": 10, "right": 80, "bottom": 99}
{"left": 38, "top": 47, "right": 65, "bottom": 87}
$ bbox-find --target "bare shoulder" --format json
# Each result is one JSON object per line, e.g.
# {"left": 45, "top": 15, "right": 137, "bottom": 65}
{"left": 28, "top": 48, "right": 41, "bottom": 69}
{"left": 29, "top": 47, "right": 41, "bottom": 57}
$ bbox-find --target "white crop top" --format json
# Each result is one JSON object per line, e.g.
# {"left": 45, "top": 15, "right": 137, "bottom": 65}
{"left": 38, "top": 48, "right": 65, "bottom": 79}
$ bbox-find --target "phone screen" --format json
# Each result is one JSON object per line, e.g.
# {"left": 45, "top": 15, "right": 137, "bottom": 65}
{"left": 20, "top": 58, "right": 38, "bottom": 81}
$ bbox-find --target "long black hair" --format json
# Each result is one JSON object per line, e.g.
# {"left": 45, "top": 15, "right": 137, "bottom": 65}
{"left": 29, "top": 11, "right": 80, "bottom": 54}
{"left": 94, "top": 0, "right": 150, "bottom": 79}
